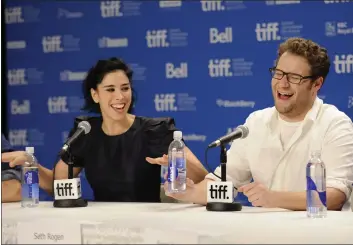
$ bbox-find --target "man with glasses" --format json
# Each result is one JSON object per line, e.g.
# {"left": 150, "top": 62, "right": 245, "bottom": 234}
{"left": 165, "top": 37, "right": 353, "bottom": 211}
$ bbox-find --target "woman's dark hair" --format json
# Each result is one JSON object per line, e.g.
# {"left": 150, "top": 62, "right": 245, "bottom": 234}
{"left": 82, "top": 57, "right": 135, "bottom": 114}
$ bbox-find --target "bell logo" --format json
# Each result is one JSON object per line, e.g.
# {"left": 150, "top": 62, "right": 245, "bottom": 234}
{"left": 334, "top": 54, "right": 353, "bottom": 74}
{"left": 11, "top": 100, "right": 30, "bottom": 115}
{"left": 146, "top": 30, "right": 169, "bottom": 48}
{"left": 209, "top": 27, "right": 233, "bottom": 44}
{"left": 166, "top": 62, "right": 188, "bottom": 79}
{"left": 209, "top": 59, "right": 233, "bottom": 77}
{"left": 255, "top": 22, "right": 281, "bottom": 41}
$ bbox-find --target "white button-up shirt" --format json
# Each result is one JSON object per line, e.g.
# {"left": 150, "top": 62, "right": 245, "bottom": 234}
{"left": 206, "top": 97, "right": 353, "bottom": 210}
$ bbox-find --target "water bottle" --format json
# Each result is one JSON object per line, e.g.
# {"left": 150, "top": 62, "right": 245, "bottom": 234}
{"left": 167, "top": 131, "right": 186, "bottom": 193}
{"left": 21, "top": 147, "right": 39, "bottom": 208}
{"left": 306, "top": 150, "right": 327, "bottom": 218}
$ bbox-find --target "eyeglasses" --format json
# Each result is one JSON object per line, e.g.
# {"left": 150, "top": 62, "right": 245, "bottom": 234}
{"left": 269, "top": 67, "right": 316, "bottom": 84}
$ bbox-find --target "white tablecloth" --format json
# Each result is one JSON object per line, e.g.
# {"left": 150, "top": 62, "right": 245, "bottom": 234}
{"left": 2, "top": 201, "right": 353, "bottom": 244}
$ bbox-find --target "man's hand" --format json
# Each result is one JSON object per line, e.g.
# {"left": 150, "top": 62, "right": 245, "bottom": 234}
{"left": 239, "top": 181, "right": 275, "bottom": 208}
{"left": 146, "top": 154, "right": 168, "bottom": 166}
{"left": 2, "top": 151, "right": 32, "bottom": 168}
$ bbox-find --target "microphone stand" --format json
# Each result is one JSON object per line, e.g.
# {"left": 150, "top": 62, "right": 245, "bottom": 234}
{"left": 53, "top": 149, "right": 88, "bottom": 208}
{"left": 206, "top": 143, "right": 242, "bottom": 212}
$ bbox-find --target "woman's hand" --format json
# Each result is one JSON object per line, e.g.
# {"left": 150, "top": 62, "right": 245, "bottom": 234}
{"left": 146, "top": 154, "right": 168, "bottom": 166}
{"left": 2, "top": 151, "right": 32, "bottom": 167}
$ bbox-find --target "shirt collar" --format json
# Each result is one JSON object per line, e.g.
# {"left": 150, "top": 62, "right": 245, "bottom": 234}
{"left": 266, "top": 97, "right": 323, "bottom": 132}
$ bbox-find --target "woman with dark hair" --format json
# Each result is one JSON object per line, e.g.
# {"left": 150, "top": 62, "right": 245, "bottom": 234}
{"left": 2, "top": 57, "right": 208, "bottom": 202}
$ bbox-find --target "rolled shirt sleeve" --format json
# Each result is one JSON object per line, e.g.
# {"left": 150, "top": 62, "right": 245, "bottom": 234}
{"left": 322, "top": 115, "right": 353, "bottom": 200}
{"left": 2, "top": 169, "right": 21, "bottom": 182}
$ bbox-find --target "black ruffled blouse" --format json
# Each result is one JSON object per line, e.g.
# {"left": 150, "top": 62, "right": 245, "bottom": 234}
{"left": 61, "top": 116, "right": 177, "bottom": 202}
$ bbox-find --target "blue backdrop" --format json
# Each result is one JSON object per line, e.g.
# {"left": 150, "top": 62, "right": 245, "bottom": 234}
{"left": 5, "top": 0, "right": 353, "bottom": 202}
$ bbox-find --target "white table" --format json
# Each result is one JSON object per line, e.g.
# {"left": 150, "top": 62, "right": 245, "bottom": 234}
{"left": 2, "top": 202, "right": 353, "bottom": 244}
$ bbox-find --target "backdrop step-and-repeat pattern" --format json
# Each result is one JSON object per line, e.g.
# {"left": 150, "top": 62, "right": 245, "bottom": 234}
{"left": 5, "top": 0, "right": 353, "bottom": 201}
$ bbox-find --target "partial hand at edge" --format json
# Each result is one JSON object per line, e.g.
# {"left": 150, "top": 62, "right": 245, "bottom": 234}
{"left": 146, "top": 154, "right": 168, "bottom": 166}
{"left": 162, "top": 172, "right": 196, "bottom": 203}
{"left": 1, "top": 151, "right": 32, "bottom": 168}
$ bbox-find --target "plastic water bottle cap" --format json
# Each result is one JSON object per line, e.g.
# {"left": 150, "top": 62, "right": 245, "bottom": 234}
{"left": 173, "top": 131, "right": 182, "bottom": 139}
{"left": 25, "top": 147, "right": 34, "bottom": 154}
{"left": 311, "top": 150, "right": 321, "bottom": 158}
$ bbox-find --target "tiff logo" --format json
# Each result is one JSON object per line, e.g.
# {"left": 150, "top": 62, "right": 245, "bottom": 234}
{"left": 42, "top": 36, "right": 63, "bottom": 53}
{"left": 9, "top": 130, "right": 28, "bottom": 146}
{"left": 166, "top": 62, "right": 188, "bottom": 78}
{"left": 210, "top": 27, "right": 232, "bottom": 44}
{"left": 209, "top": 184, "right": 230, "bottom": 200}
{"left": 255, "top": 22, "right": 280, "bottom": 41}
{"left": 101, "top": 1, "right": 123, "bottom": 18}
{"left": 201, "top": 1, "right": 225, "bottom": 11}
{"left": 56, "top": 183, "right": 74, "bottom": 197}
{"left": 154, "top": 94, "right": 177, "bottom": 112}
{"left": 5, "top": 7, "right": 24, "bottom": 24}
{"left": 209, "top": 59, "right": 233, "bottom": 77}
{"left": 334, "top": 54, "right": 353, "bottom": 74}
{"left": 146, "top": 30, "right": 169, "bottom": 48}
{"left": 11, "top": 100, "right": 30, "bottom": 115}
{"left": 48, "top": 96, "right": 69, "bottom": 113}
{"left": 8, "top": 69, "right": 27, "bottom": 85}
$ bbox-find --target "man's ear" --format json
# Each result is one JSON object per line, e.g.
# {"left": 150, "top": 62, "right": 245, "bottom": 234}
{"left": 313, "top": 77, "right": 323, "bottom": 91}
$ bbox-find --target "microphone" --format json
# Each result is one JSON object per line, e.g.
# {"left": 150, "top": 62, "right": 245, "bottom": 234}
{"left": 61, "top": 121, "right": 91, "bottom": 154}
{"left": 205, "top": 125, "right": 249, "bottom": 212}
{"left": 53, "top": 120, "right": 90, "bottom": 208}
{"left": 208, "top": 125, "right": 249, "bottom": 148}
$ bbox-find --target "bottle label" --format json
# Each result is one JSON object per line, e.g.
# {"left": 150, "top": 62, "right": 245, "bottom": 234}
{"left": 22, "top": 170, "right": 39, "bottom": 199}
{"left": 307, "top": 176, "right": 327, "bottom": 207}
{"left": 24, "top": 170, "right": 39, "bottom": 185}
{"left": 167, "top": 157, "right": 185, "bottom": 183}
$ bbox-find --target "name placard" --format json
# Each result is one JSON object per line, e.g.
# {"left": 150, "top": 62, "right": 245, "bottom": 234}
{"left": 17, "top": 220, "right": 81, "bottom": 244}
